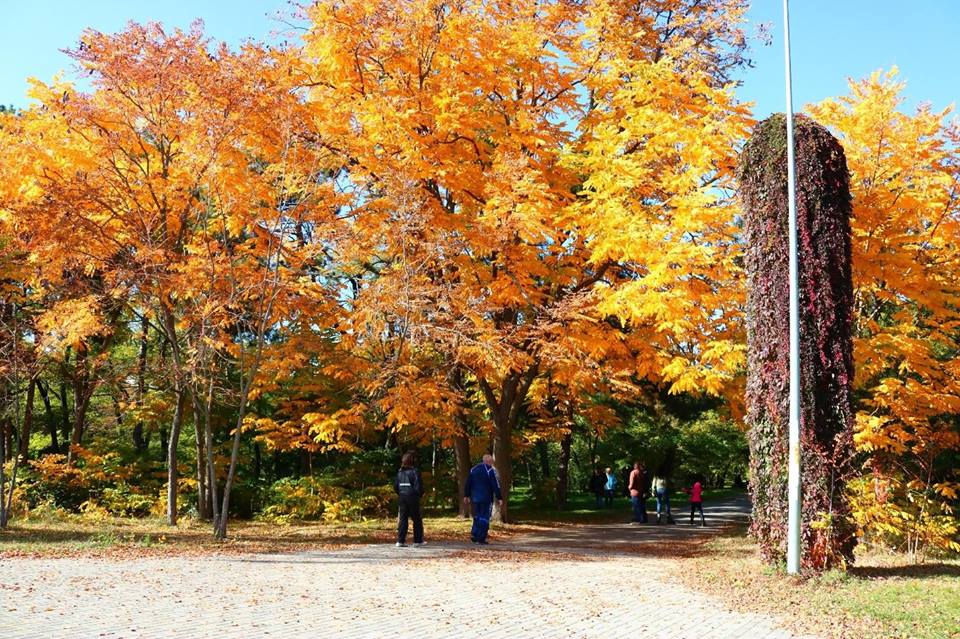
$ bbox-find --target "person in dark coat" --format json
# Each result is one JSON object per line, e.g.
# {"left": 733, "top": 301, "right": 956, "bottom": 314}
{"left": 394, "top": 451, "right": 425, "bottom": 547}
{"left": 589, "top": 468, "right": 606, "bottom": 507}
{"left": 463, "top": 453, "right": 503, "bottom": 544}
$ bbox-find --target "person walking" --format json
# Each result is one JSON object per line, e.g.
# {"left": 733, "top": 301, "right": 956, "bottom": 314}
{"left": 689, "top": 477, "right": 705, "bottom": 526}
{"left": 463, "top": 453, "right": 503, "bottom": 544}
{"left": 394, "top": 451, "right": 425, "bottom": 547}
{"left": 651, "top": 471, "right": 675, "bottom": 524}
{"left": 628, "top": 462, "right": 647, "bottom": 523}
{"left": 604, "top": 467, "right": 618, "bottom": 507}
{"left": 589, "top": 468, "right": 606, "bottom": 508}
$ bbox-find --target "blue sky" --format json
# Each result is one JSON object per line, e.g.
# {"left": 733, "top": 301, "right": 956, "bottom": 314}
{"left": 1, "top": 1, "right": 957, "bottom": 117}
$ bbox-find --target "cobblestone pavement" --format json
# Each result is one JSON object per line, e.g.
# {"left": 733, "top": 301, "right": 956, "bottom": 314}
{"left": 0, "top": 497, "right": 817, "bottom": 639}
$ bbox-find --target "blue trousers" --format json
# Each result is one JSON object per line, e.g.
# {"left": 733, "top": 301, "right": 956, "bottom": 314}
{"left": 470, "top": 501, "right": 492, "bottom": 542}
{"left": 656, "top": 489, "right": 671, "bottom": 516}
{"left": 631, "top": 495, "right": 647, "bottom": 522}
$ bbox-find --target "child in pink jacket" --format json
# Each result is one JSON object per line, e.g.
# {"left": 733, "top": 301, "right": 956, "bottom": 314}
{"left": 689, "top": 479, "right": 705, "bottom": 526}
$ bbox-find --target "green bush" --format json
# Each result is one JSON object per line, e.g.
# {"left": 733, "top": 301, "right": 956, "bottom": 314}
{"left": 257, "top": 476, "right": 395, "bottom": 523}
{"left": 99, "top": 483, "right": 158, "bottom": 517}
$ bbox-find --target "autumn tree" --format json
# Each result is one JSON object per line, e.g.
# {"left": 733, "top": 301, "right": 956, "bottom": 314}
{"left": 10, "top": 22, "right": 339, "bottom": 535}
{"left": 297, "top": 0, "right": 751, "bottom": 522}
{"left": 808, "top": 71, "right": 960, "bottom": 557}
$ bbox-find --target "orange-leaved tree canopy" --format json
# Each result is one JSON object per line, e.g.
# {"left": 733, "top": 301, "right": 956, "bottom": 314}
{"left": 297, "top": 0, "right": 752, "bottom": 520}
{"left": 8, "top": 21, "right": 342, "bottom": 535}
{"left": 808, "top": 70, "right": 960, "bottom": 556}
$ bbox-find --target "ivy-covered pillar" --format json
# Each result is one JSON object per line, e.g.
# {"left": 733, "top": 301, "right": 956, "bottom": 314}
{"left": 739, "top": 113, "right": 856, "bottom": 570}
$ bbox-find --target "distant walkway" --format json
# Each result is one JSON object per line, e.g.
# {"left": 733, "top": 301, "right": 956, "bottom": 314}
{"left": 510, "top": 493, "right": 753, "bottom": 555}
{"left": 0, "top": 495, "right": 817, "bottom": 639}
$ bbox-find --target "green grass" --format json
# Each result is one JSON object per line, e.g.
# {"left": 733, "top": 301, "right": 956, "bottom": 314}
{"left": 676, "top": 525, "right": 960, "bottom": 639}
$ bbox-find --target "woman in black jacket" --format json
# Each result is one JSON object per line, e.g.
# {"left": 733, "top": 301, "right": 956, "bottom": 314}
{"left": 394, "top": 451, "right": 425, "bottom": 547}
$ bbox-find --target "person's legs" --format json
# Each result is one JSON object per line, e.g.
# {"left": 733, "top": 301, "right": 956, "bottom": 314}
{"left": 640, "top": 495, "right": 648, "bottom": 523}
{"left": 630, "top": 495, "right": 641, "bottom": 522}
{"left": 397, "top": 499, "right": 410, "bottom": 544}
{"left": 665, "top": 492, "right": 674, "bottom": 523}
{"left": 411, "top": 499, "right": 424, "bottom": 543}
{"left": 472, "top": 501, "right": 492, "bottom": 542}
{"left": 697, "top": 502, "right": 705, "bottom": 526}
{"left": 655, "top": 489, "right": 663, "bottom": 522}
{"left": 690, "top": 501, "right": 695, "bottom": 525}
{"left": 469, "top": 501, "right": 480, "bottom": 541}
{"left": 605, "top": 489, "right": 613, "bottom": 507}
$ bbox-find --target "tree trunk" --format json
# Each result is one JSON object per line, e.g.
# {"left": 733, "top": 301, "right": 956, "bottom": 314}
{"left": 492, "top": 416, "right": 513, "bottom": 523}
{"left": 536, "top": 440, "right": 550, "bottom": 481}
{"left": 36, "top": 380, "right": 59, "bottom": 451}
{"left": 166, "top": 388, "right": 187, "bottom": 526}
{"left": 67, "top": 346, "right": 93, "bottom": 463}
{"left": 0, "top": 414, "right": 9, "bottom": 529}
{"left": 252, "top": 441, "right": 262, "bottom": 481}
{"left": 215, "top": 343, "right": 267, "bottom": 539}
{"left": 133, "top": 319, "right": 149, "bottom": 452}
{"left": 556, "top": 431, "right": 572, "bottom": 508}
{"left": 453, "top": 434, "right": 471, "bottom": 518}
{"left": 159, "top": 427, "right": 168, "bottom": 461}
{"left": 449, "top": 367, "right": 473, "bottom": 518}
{"left": 741, "top": 114, "right": 856, "bottom": 569}
{"left": 203, "top": 376, "right": 221, "bottom": 531}
{"left": 0, "top": 388, "right": 23, "bottom": 529}
{"left": 17, "top": 378, "right": 36, "bottom": 463}
{"left": 191, "top": 397, "right": 210, "bottom": 519}
{"left": 479, "top": 365, "right": 538, "bottom": 524}
{"left": 58, "top": 381, "right": 70, "bottom": 446}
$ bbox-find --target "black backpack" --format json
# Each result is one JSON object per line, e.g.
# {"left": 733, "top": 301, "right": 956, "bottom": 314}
{"left": 396, "top": 467, "right": 420, "bottom": 497}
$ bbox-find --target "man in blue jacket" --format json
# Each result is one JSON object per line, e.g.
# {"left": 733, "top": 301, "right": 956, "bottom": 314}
{"left": 463, "top": 453, "right": 503, "bottom": 545}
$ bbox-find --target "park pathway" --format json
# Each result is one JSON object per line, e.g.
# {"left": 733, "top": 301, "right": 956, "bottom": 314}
{"left": 0, "top": 496, "right": 817, "bottom": 639}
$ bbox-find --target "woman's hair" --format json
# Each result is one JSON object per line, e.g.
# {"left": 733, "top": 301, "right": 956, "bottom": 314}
{"left": 401, "top": 451, "right": 416, "bottom": 467}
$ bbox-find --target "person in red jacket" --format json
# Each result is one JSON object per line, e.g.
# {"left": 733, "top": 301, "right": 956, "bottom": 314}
{"left": 628, "top": 462, "right": 647, "bottom": 523}
{"left": 689, "top": 478, "right": 705, "bottom": 526}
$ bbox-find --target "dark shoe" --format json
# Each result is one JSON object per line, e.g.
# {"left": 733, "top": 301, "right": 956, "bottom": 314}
{"left": 470, "top": 537, "right": 477, "bottom": 543}
{"left": 395, "top": 542, "right": 406, "bottom": 547}
{"left": 477, "top": 540, "right": 489, "bottom": 545}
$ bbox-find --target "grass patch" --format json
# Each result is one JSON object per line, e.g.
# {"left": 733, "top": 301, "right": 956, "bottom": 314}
{"left": 674, "top": 526, "right": 960, "bottom": 639}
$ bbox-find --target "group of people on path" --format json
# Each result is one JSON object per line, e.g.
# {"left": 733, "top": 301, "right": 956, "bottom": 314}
{"left": 590, "top": 463, "right": 706, "bottom": 526}
{"left": 393, "top": 451, "right": 502, "bottom": 547}
{"left": 393, "top": 452, "right": 704, "bottom": 548}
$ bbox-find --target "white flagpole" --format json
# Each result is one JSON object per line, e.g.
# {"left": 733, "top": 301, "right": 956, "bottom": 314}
{"left": 783, "top": 0, "right": 802, "bottom": 575}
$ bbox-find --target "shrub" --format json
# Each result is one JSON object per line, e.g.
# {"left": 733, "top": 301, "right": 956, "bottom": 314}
{"left": 99, "top": 483, "right": 158, "bottom": 518}
{"left": 257, "top": 476, "right": 395, "bottom": 524}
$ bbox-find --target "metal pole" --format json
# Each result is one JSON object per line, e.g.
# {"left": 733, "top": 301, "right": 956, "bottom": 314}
{"left": 783, "top": 0, "right": 802, "bottom": 575}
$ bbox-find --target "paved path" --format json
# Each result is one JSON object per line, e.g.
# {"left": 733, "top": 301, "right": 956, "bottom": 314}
{"left": 0, "top": 496, "right": 816, "bottom": 639}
